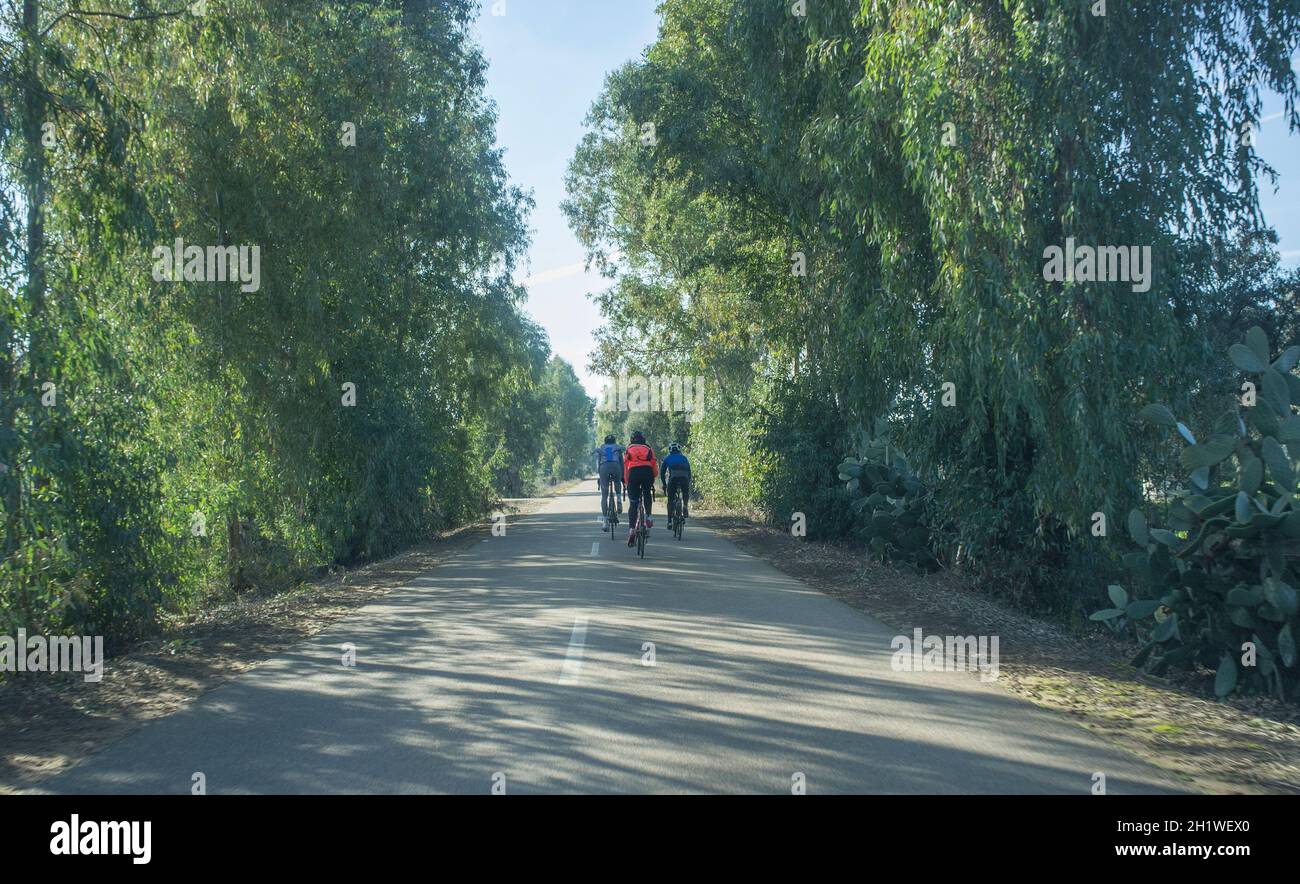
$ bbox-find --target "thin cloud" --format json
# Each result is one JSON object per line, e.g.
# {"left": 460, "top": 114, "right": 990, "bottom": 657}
{"left": 515, "top": 261, "right": 586, "bottom": 287}
{"left": 514, "top": 250, "right": 624, "bottom": 287}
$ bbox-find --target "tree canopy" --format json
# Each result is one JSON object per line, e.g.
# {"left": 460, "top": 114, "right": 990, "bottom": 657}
{"left": 1, "top": 0, "right": 591, "bottom": 642}
{"left": 566, "top": 0, "right": 1300, "bottom": 606}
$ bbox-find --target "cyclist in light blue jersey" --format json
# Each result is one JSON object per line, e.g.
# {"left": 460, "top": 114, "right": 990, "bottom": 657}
{"left": 594, "top": 435, "right": 625, "bottom": 529}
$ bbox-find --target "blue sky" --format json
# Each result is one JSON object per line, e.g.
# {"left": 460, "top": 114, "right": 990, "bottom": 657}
{"left": 1255, "top": 99, "right": 1300, "bottom": 265}
{"left": 472, "top": 1, "right": 661, "bottom": 396}
{"left": 473, "top": 2, "right": 1299, "bottom": 397}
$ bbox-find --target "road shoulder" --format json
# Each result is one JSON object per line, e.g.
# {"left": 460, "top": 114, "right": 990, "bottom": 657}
{"left": 698, "top": 510, "right": 1300, "bottom": 795}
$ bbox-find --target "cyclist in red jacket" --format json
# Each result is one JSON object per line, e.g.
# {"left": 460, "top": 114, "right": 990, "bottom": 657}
{"left": 623, "top": 430, "right": 658, "bottom": 547}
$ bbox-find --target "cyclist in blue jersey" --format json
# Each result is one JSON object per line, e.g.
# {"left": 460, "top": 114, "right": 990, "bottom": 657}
{"left": 594, "top": 435, "right": 625, "bottom": 529}
{"left": 660, "top": 442, "right": 692, "bottom": 531}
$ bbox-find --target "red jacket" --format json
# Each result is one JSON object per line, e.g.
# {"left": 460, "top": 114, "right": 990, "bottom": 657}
{"left": 624, "top": 443, "right": 658, "bottom": 484}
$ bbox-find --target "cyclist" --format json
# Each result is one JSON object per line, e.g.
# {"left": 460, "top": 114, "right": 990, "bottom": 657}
{"left": 660, "top": 442, "right": 691, "bottom": 529}
{"left": 623, "top": 430, "right": 658, "bottom": 547}
{"left": 594, "top": 434, "right": 625, "bottom": 530}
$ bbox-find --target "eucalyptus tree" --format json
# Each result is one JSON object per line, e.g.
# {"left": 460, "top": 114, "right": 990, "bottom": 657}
{"left": 0, "top": 0, "right": 190, "bottom": 638}
{"left": 1, "top": 0, "right": 576, "bottom": 639}
{"left": 780, "top": 0, "right": 1300, "bottom": 589}
{"left": 567, "top": 0, "right": 1300, "bottom": 598}
{"left": 539, "top": 357, "right": 595, "bottom": 481}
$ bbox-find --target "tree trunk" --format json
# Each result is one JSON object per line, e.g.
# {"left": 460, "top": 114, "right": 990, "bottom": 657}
{"left": 22, "top": 0, "right": 48, "bottom": 383}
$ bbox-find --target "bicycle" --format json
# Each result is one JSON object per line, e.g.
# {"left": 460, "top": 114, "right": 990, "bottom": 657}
{"left": 664, "top": 483, "right": 684, "bottom": 541}
{"left": 664, "top": 476, "right": 689, "bottom": 541}
{"left": 600, "top": 475, "right": 622, "bottom": 536}
{"left": 605, "top": 493, "right": 620, "bottom": 536}
{"left": 632, "top": 488, "right": 651, "bottom": 558}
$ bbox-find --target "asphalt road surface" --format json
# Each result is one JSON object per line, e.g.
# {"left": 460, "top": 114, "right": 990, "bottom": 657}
{"left": 41, "top": 484, "right": 1182, "bottom": 794}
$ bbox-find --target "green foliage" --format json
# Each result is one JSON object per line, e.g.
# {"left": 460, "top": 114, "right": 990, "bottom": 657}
{"left": 539, "top": 358, "right": 596, "bottom": 482}
{"left": 1096, "top": 327, "right": 1299, "bottom": 699}
{"left": 753, "top": 386, "right": 855, "bottom": 539}
{"left": 839, "top": 419, "right": 937, "bottom": 571}
{"left": 0, "top": 1, "right": 590, "bottom": 643}
{"left": 565, "top": 0, "right": 1300, "bottom": 615}
{"left": 679, "top": 401, "right": 759, "bottom": 512}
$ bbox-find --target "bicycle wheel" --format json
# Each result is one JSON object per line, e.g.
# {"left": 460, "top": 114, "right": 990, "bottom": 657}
{"left": 639, "top": 492, "right": 649, "bottom": 558}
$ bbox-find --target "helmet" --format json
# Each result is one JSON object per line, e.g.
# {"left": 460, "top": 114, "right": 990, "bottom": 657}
{"left": 668, "top": 442, "right": 682, "bottom": 453}
{"left": 604, "top": 434, "right": 616, "bottom": 444}
{"left": 630, "top": 430, "right": 646, "bottom": 444}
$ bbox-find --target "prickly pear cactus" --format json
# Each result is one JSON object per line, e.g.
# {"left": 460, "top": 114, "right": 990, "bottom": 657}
{"left": 1093, "top": 326, "right": 1299, "bottom": 699}
{"left": 839, "top": 417, "right": 937, "bottom": 571}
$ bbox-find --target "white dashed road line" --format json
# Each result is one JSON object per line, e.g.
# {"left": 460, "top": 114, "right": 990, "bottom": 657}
{"left": 558, "top": 616, "right": 589, "bottom": 685}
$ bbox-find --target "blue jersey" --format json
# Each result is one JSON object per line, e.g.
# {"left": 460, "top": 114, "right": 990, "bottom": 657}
{"left": 595, "top": 443, "right": 624, "bottom": 468}
{"left": 661, "top": 452, "right": 691, "bottom": 480}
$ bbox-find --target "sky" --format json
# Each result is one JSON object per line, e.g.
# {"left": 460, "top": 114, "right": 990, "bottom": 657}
{"left": 473, "top": 2, "right": 1300, "bottom": 398}
{"left": 472, "top": 0, "right": 661, "bottom": 398}
{"left": 1254, "top": 99, "right": 1300, "bottom": 265}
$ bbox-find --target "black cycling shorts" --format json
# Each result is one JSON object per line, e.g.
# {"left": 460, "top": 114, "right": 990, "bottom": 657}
{"left": 665, "top": 474, "right": 690, "bottom": 507}
{"left": 626, "top": 466, "right": 655, "bottom": 508}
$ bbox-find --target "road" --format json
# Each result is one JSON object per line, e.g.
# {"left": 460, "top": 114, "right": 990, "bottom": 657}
{"left": 41, "top": 484, "right": 1182, "bottom": 794}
